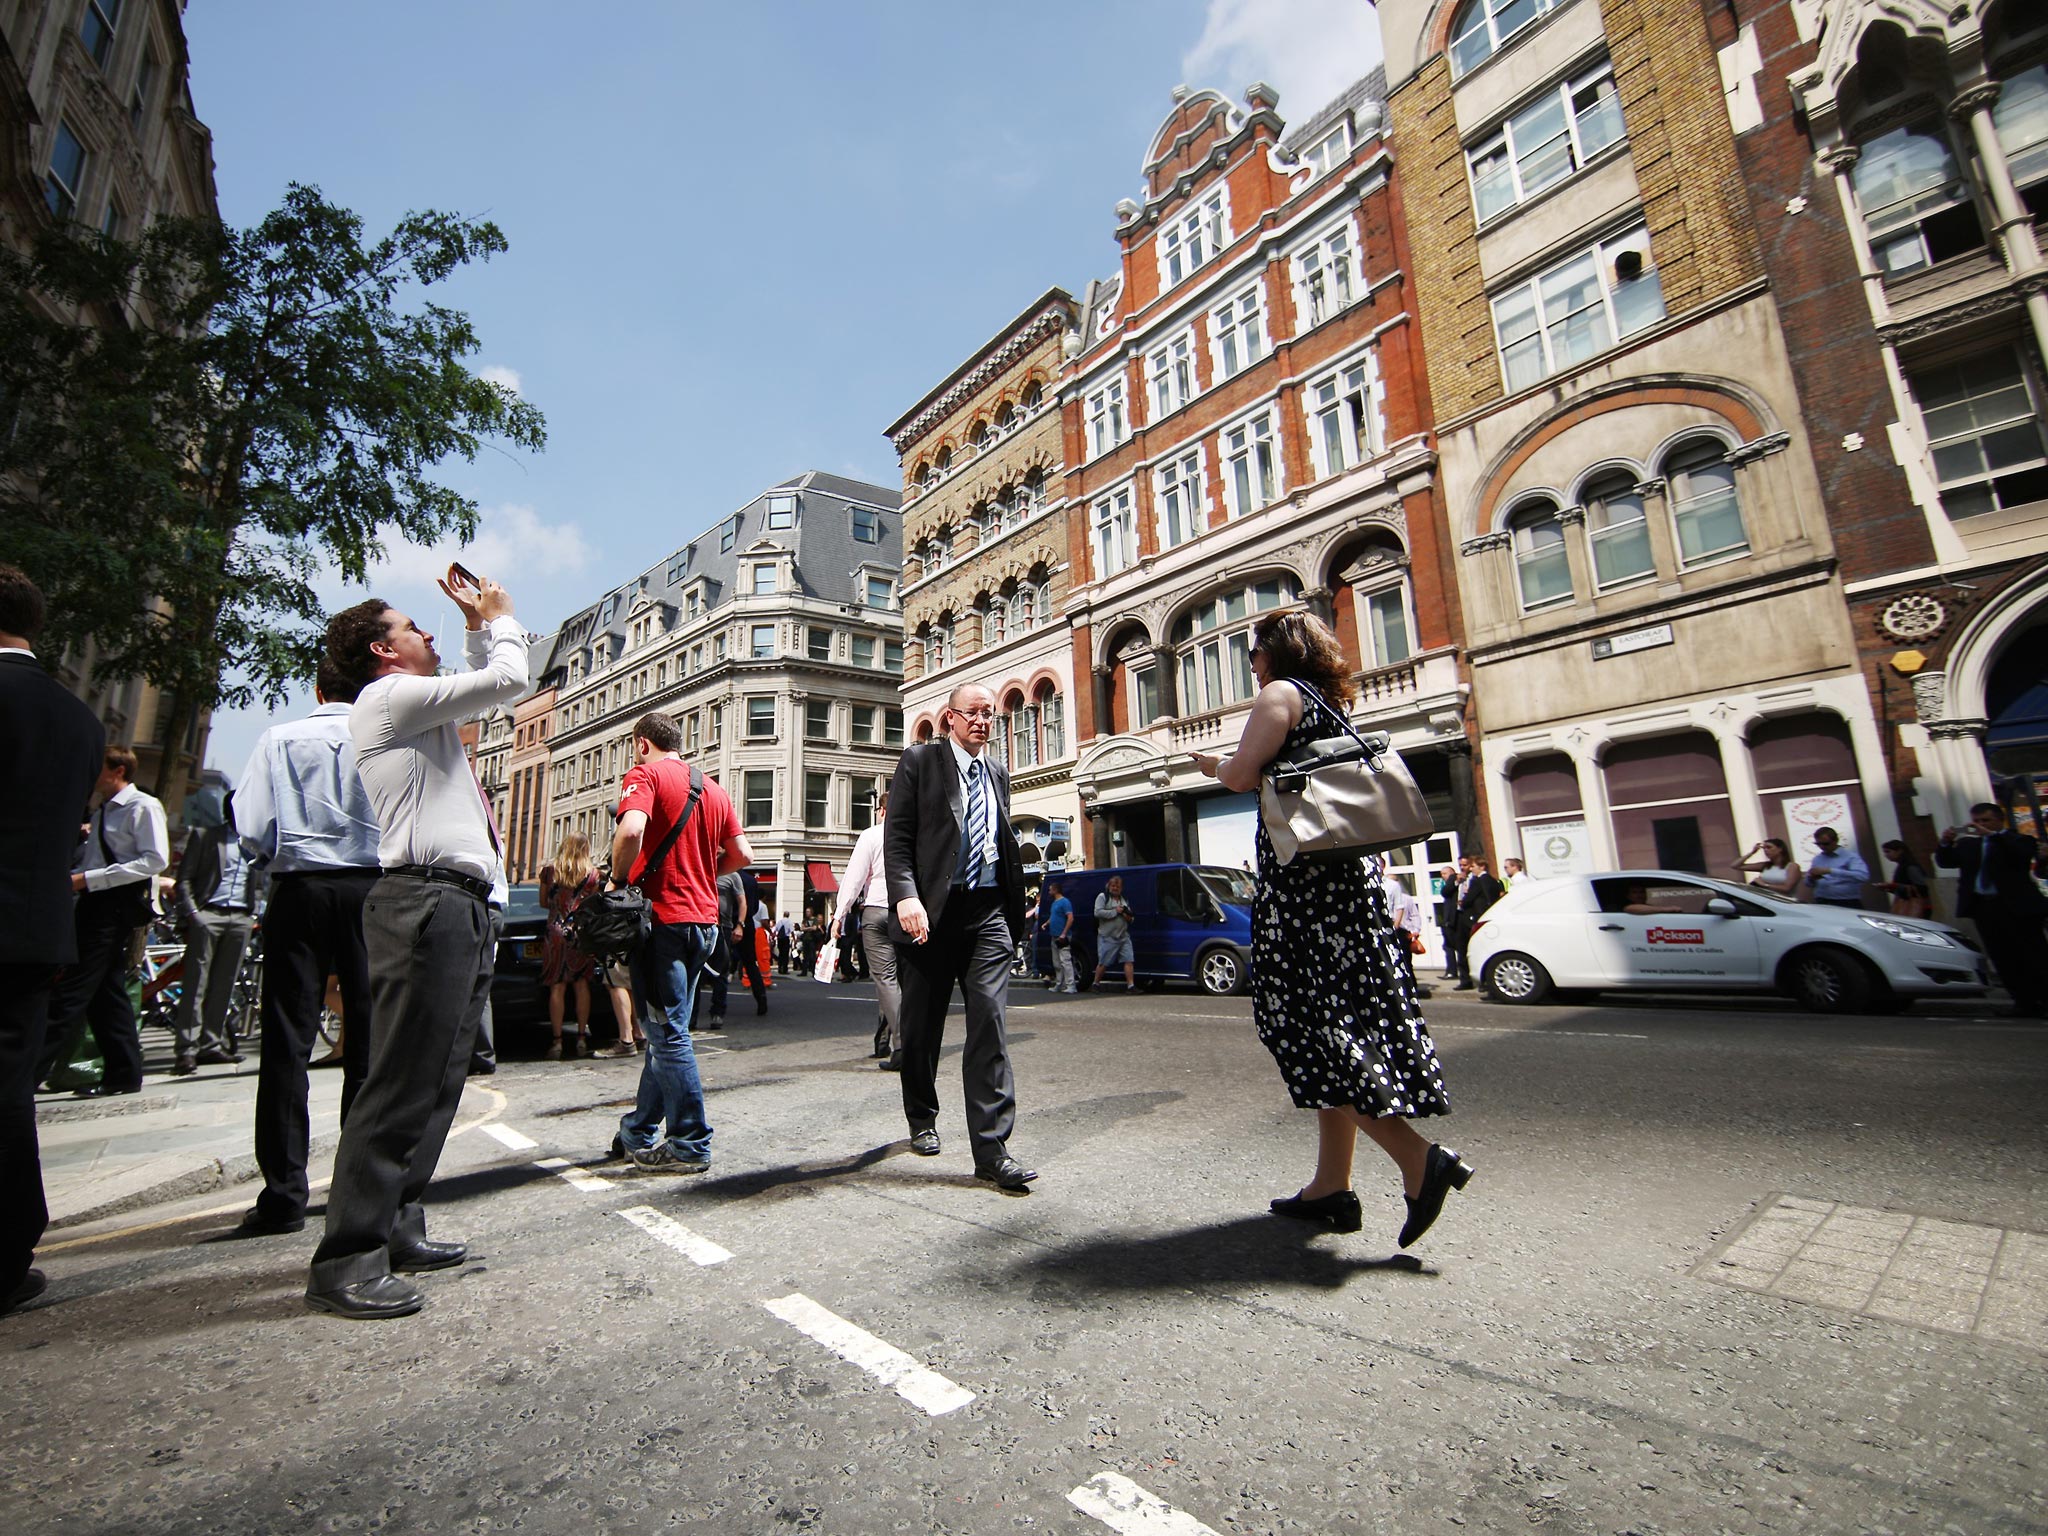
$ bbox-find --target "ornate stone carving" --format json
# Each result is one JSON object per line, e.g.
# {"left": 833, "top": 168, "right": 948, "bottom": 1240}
{"left": 1909, "top": 668, "right": 1947, "bottom": 722}
{"left": 889, "top": 307, "right": 1070, "bottom": 453}
{"left": 1877, "top": 289, "right": 2024, "bottom": 347}
{"left": 1555, "top": 506, "right": 1587, "bottom": 526}
{"left": 1879, "top": 592, "right": 1948, "bottom": 643}
{"left": 1927, "top": 717, "right": 1984, "bottom": 741}
{"left": 1460, "top": 532, "right": 1511, "bottom": 557}
{"left": 1816, "top": 142, "right": 1861, "bottom": 175}
{"left": 1948, "top": 82, "right": 2003, "bottom": 122}
{"left": 1726, "top": 430, "right": 1792, "bottom": 467}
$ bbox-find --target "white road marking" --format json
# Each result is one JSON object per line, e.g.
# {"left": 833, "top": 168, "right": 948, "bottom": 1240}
{"left": 480, "top": 1123, "right": 539, "bottom": 1151}
{"left": 761, "top": 1292, "right": 975, "bottom": 1416}
{"left": 533, "top": 1156, "right": 618, "bottom": 1192}
{"left": 616, "top": 1205, "right": 732, "bottom": 1266}
{"left": 1068, "top": 1473, "right": 1223, "bottom": 1535}
{"left": 1430, "top": 1024, "right": 1649, "bottom": 1040}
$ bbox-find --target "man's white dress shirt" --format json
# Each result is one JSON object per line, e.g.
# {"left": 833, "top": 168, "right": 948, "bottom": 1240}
{"left": 76, "top": 781, "right": 170, "bottom": 894}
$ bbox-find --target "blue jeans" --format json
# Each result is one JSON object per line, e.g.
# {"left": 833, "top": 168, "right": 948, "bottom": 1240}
{"left": 623, "top": 921, "right": 715, "bottom": 1159}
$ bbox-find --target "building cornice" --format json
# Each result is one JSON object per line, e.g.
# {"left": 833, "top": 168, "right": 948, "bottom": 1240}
{"left": 887, "top": 299, "right": 1074, "bottom": 453}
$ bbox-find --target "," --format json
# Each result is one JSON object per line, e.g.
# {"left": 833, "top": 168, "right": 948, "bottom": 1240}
{"left": 1467, "top": 872, "right": 1988, "bottom": 1014}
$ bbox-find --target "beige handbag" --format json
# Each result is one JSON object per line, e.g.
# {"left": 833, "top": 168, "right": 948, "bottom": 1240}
{"left": 1258, "top": 681, "right": 1435, "bottom": 865}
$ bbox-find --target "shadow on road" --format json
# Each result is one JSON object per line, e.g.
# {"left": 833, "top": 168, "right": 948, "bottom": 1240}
{"left": 1008, "top": 1214, "right": 1432, "bottom": 1295}
{"left": 678, "top": 1142, "right": 903, "bottom": 1202}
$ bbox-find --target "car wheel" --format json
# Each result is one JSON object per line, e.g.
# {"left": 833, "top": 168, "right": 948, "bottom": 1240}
{"left": 1481, "top": 951, "right": 1553, "bottom": 1005}
{"left": 1782, "top": 946, "right": 1874, "bottom": 1014}
{"left": 1197, "top": 946, "right": 1247, "bottom": 996}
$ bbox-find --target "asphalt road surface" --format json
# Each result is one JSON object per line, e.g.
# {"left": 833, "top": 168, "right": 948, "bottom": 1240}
{"left": 8, "top": 974, "right": 2045, "bottom": 1535}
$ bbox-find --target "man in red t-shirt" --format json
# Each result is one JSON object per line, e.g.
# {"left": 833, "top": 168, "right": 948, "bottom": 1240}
{"left": 607, "top": 712, "right": 750, "bottom": 1173}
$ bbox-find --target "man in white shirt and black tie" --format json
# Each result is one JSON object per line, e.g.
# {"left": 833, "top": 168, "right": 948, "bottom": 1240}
{"left": 304, "top": 569, "right": 527, "bottom": 1320}
{"left": 41, "top": 743, "right": 169, "bottom": 1097}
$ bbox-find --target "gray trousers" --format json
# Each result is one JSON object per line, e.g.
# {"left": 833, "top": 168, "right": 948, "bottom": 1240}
{"left": 859, "top": 906, "right": 902, "bottom": 1052}
{"left": 309, "top": 873, "right": 492, "bottom": 1291}
{"left": 895, "top": 889, "right": 1017, "bottom": 1165}
{"left": 174, "top": 907, "right": 252, "bottom": 1059}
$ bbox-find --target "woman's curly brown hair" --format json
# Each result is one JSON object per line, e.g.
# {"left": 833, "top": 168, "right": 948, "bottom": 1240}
{"left": 1250, "top": 609, "right": 1356, "bottom": 708}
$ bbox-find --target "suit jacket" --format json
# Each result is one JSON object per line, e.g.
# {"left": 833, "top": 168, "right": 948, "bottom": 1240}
{"left": 1456, "top": 873, "right": 1503, "bottom": 929}
{"left": 883, "top": 740, "right": 1025, "bottom": 944}
{"left": 1935, "top": 830, "right": 2047, "bottom": 919}
{"left": 0, "top": 652, "right": 107, "bottom": 966}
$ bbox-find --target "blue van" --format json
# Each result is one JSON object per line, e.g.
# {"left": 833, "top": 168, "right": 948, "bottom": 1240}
{"left": 1031, "top": 863, "right": 1256, "bottom": 995}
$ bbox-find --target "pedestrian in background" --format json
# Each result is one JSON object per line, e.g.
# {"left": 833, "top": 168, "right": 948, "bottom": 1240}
{"left": 1092, "top": 874, "right": 1137, "bottom": 993}
{"left": 834, "top": 791, "right": 903, "bottom": 1070}
{"left": 1194, "top": 610, "right": 1469, "bottom": 1250}
{"left": 1434, "top": 865, "right": 1460, "bottom": 980}
{"left": 1936, "top": 804, "right": 2047, "bottom": 1019}
{"left": 538, "top": 831, "right": 601, "bottom": 1060}
{"left": 304, "top": 571, "right": 526, "bottom": 1320}
{"left": 1803, "top": 826, "right": 1870, "bottom": 908}
{"left": 170, "top": 782, "right": 255, "bottom": 1074}
{"left": 1383, "top": 872, "right": 1427, "bottom": 998}
{"left": 1046, "top": 880, "right": 1076, "bottom": 993}
{"left": 227, "top": 662, "right": 382, "bottom": 1240}
{"left": 41, "top": 743, "right": 168, "bottom": 1097}
{"left": 1452, "top": 855, "right": 1502, "bottom": 992}
{"left": 1500, "top": 857, "right": 1525, "bottom": 890}
{"left": 1733, "top": 837, "right": 1802, "bottom": 896}
{"left": 1878, "top": 839, "right": 1931, "bottom": 919}
{"left": 609, "top": 711, "right": 750, "bottom": 1170}
{"left": 0, "top": 564, "right": 105, "bottom": 1315}
{"left": 773, "top": 909, "right": 795, "bottom": 975}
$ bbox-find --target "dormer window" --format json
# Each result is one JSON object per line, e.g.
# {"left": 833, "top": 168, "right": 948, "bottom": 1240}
{"left": 1158, "top": 188, "right": 1229, "bottom": 288}
{"left": 766, "top": 492, "right": 797, "bottom": 530}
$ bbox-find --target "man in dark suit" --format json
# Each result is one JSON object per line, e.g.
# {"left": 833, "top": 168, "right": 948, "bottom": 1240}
{"left": 1452, "top": 854, "right": 1503, "bottom": 991}
{"left": 0, "top": 565, "right": 106, "bottom": 1315}
{"left": 1935, "top": 803, "right": 2047, "bottom": 1019}
{"left": 884, "top": 682, "right": 1036, "bottom": 1190}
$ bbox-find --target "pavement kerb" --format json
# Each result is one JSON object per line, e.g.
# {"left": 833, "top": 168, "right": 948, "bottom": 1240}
{"left": 44, "top": 1130, "right": 343, "bottom": 1231}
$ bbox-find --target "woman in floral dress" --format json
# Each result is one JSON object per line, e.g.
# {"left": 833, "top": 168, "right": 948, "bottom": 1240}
{"left": 1193, "top": 611, "right": 1474, "bottom": 1247}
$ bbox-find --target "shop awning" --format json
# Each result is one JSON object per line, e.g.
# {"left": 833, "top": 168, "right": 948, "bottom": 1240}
{"left": 805, "top": 860, "right": 838, "bottom": 893}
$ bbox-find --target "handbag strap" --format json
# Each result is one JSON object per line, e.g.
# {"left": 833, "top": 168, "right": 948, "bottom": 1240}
{"left": 630, "top": 766, "right": 703, "bottom": 895}
{"left": 1286, "top": 678, "right": 1382, "bottom": 762}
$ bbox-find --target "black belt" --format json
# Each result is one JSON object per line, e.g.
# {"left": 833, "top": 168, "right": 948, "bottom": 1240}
{"left": 203, "top": 904, "right": 253, "bottom": 915}
{"left": 389, "top": 864, "right": 493, "bottom": 901}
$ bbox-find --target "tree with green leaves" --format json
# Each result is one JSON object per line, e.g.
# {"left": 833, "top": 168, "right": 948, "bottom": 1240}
{"left": 0, "top": 183, "right": 546, "bottom": 795}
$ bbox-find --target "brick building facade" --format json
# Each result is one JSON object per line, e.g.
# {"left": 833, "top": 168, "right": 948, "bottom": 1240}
{"left": 1382, "top": 0, "right": 1886, "bottom": 886}
{"left": 1055, "top": 72, "right": 1472, "bottom": 911}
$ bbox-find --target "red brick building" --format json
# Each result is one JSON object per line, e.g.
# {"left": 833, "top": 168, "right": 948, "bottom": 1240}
{"left": 1058, "top": 73, "right": 1473, "bottom": 907}
{"left": 1706, "top": 0, "right": 2048, "bottom": 866}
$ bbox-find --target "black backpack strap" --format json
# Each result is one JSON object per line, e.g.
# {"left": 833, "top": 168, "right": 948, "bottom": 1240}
{"left": 631, "top": 766, "right": 703, "bottom": 893}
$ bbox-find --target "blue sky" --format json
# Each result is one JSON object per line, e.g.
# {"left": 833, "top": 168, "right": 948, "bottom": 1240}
{"left": 188, "top": 0, "right": 1385, "bottom": 781}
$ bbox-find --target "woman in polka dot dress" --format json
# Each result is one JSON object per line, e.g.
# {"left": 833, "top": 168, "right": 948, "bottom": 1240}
{"left": 1193, "top": 611, "right": 1474, "bottom": 1248}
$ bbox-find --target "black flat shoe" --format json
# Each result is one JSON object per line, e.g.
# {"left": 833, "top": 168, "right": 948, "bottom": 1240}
{"left": 1399, "top": 1144, "right": 1475, "bottom": 1248}
{"left": 975, "top": 1155, "right": 1038, "bottom": 1190}
{"left": 390, "top": 1239, "right": 466, "bottom": 1273}
{"left": 878, "top": 1051, "right": 902, "bottom": 1072}
{"left": 221, "top": 1209, "right": 306, "bottom": 1239}
{"left": 1270, "top": 1189, "right": 1363, "bottom": 1233}
{"left": 305, "top": 1274, "right": 424, "bottom": 1320}
{"left": 2, "top": 1268, "right": 48, "bottom": 1315}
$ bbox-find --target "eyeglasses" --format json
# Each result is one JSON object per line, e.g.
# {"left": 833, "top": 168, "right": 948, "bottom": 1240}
{"left": 952, "top": 707, "right": 996, "bottom": 721}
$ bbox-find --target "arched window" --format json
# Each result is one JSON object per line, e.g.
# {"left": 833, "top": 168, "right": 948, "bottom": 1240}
{"left": 1993, "top": 63, "right": 2048, "bottom": 220}
{"left": 1852, "top": 120, "right": 1985, "bottom": 275}
{"left": 923, "top": 620, "right": 952, "bottom": 672}
{"left": 934, "top": 446, "right": 952, "bottom": 473}
{"left": 1664, "top": 438, "right": 1748, "bottom": 566}
{"left": 1582, "top": 469, "right": 1653, "bottom": 588}
{"left": 1004, "top": 688, "right": 1034, "bottom": 769}
{"left": 1023, "top": 466, "right": 1047, "bottom": 514}
{"left": 1035, "top": 679, "right": 1065, "bottom": 761}
{"left": 1172, "top": 578, "right": 1298, "bottom": 713}
{"left": 1344, "top": 538, "right": 1414, "bottom": 671}
{"left": 995, "top": 402, "right": 1017, "bottom": 432}
{"left": 1022, "top": 382, "right": 1043, "bottom": 410}
{"left": 983, "top": 592, "right": 1007, "bottom": 646}
{"left": 912, "top": 460, "right": 930, "bottom": 488}
{"left": 968, "top": 420, "right": 989, "bottom": 449}
{"left": 1449, "top": 0, "right": 1560, "bottom": 77}
{"left": 1508, "top": 498, "right": 1573, "bottom": 611}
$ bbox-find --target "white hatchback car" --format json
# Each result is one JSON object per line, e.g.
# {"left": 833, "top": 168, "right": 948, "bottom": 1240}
{"left": 1467, "top": 871, "right": 1988, "bottom": 1013}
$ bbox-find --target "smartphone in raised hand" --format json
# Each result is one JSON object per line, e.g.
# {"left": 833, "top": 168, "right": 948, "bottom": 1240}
{"left": 449, "top": 562, "right": 482, "bottom": 593}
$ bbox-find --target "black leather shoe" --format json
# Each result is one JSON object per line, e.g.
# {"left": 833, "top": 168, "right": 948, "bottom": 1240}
{"left": 872, "top": 1023, "right": 890, "bottom": 1057}
{"left": 2, "top": 1268, "right": 48, "bottom": 1315}
{"left": 223, "top": 1209, "right": 306, "bottom": 1239}
{"left": 389, "top": 1239, "right": 466, "bottom": 1273}
{"left": 1270, "top": 1189, "right": 1363, "bottom": 1232}
{"left": 305, "top": 1274, "right": 424, "bottom": 1320}
{"left": 72, "top": 1082, "right": 141, "bottom": 1098}
{"left": 878, "top": 1051, "right": 903, "bottom": 1072}
{"left": 194, "top": 1049, "right": 240, "bottom": 1065}
{"left": 1399, "top": 1144, "right": 1475, "bottom": 1248}
{"left": 908, "top": 1128, "right": 941, "bottom": 1156}
{"left": 171, "top": 1056, "right": 197, "bottom": 1077}
{"left": 975, "top": 1155, "right": 1037, "bottom": 1190}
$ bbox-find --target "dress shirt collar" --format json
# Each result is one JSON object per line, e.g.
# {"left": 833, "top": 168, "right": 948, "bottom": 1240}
{"left": 0, "top": 645, "right": 34, "bottom": 658}
{"left": 310, "top": 701, "right": 352, "bottom": 717}
{"left": 947, "top": 737, "right": 986, "bottom": 779}
{"left": 103, "top": 782, "right": 140, "bottom": 811}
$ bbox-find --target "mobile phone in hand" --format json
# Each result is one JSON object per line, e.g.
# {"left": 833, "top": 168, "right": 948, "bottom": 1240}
{"left": 450, "top": 562, "right": 482, "bottom": 591}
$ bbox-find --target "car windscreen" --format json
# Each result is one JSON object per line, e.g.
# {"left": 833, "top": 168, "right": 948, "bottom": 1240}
{"left": 504, "top": 883, "right": 545, "bottom": 921}
{"left": 1195, "top": 865, "right": 1255, "bottom": 906}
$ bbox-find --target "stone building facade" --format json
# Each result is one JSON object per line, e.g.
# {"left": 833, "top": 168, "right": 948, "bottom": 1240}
{"left": 886, "top": 289, "right": 1081, "bottom": 876}
{"left": 1705, "top": 0, "right": 2048, "bottom": 882}
{"left": 1057, "top": 74, "right": 1472, "bottom": 908}
{"left": 1381, "top": 0, "right": 1882, "bottom": 883}
{"left": 537, "top": 473, "right": 904, "bottom": 921}
{"left": 2, "top": 0, "right": 219, "bottom": 805}
{"left": 504, "top": 676, "right": 557, "bottom": 883}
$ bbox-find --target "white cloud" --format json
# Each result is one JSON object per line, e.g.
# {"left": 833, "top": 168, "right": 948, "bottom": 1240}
{"left": 363, "top": 501, "right": 594, "bottom": 597}
{"left": 1181, "top": 0, "right": 1384, "bottom": 126}
{"left": 477, "top": 364, "right": 523, "bottom": 395}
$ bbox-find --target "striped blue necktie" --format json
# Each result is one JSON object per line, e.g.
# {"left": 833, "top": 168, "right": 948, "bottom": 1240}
{"left": 964, "top": 760, "right": 990, "bottom": 887}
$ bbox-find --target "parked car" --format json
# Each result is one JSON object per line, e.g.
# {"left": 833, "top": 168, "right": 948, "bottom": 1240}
{"left": 1031, "top": 863, "right": 1256, "bottom": 996}
{"left": 490, "top": 881, "right": 550, "bottom": 1029}
{"left": 1467, "top": 870, "right": 1988, "bottom": 1014}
